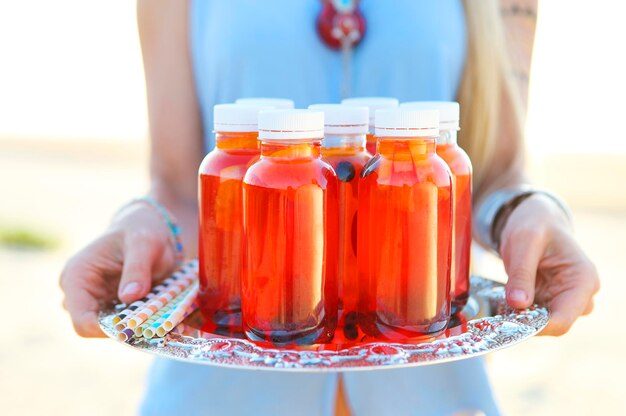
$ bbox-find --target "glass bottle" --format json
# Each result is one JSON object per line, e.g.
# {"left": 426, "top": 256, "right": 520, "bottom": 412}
{"left": 358, "top": 108, "right": 453, "bottom": 340}
{"left": 242, "top": 110, "right": 339, "bottom": 345}
{"left": 402, "top": 101, "right": 472, "bottom": 314}
{"left": 309, "top": 103, "right": 371, "bottom": 342}
{"left": 341, "top": 97, "right": 399, "bottom": 155}
{"left": 198, "top": 103, "right": 270, "bottom": 331}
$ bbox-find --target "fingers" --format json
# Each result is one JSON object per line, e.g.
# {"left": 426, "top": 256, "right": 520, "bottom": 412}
{"left": 60, "top": 257, "right": 106, "bottom": 338}
{"left": 118, "top": 230, "right": 164, "bottom": 304}
{"left": 583, "top": 298, "right": 594, "bottom": 316}
{"left": 541, "top": 261, "right": 599, "bottom": 336}
{"left": 541, "top": 289, "right": 587, "bottom": 336}
{"left": 501, "top": 228, "right": 546, "bottom": 309}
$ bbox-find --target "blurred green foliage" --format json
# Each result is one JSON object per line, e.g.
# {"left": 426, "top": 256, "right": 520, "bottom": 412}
{"left": 0, "top": 224, "right": 59, "bottom": 250}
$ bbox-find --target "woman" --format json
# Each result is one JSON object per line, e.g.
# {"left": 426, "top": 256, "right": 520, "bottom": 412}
{"left": 60, "top": 1, "right": 599, "bottom": 414}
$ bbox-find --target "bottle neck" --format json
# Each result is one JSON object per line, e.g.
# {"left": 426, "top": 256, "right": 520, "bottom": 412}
{"left": 260, "top": 139, "right": 322, "bottom": 159}
{"left": 437, "top": 129, "right": 458, "bottom": 145}
{"left": 215, "top": 131, "right": 260, "bottom": 151}
{"left": 322, "top": 133, "right": 366, "bottom": 151}
{"left": 377, "top": 136, "right": 437, "bottom": 157}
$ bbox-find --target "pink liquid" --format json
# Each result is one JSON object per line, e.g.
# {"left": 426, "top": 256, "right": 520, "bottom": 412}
{"left": 198, "top": 132, "right": 259, "bottom": 330}
{"left": 436, "top": 143, "right": 472, "bottom": 314}
{"left": 322, "top": 145, "right": 371, "bottom": 342}
{"left": 242, "top": 140, "right": 339, "bottom": 345}
{"left": 358, "top": 137, "right": 453, "bottom": 341}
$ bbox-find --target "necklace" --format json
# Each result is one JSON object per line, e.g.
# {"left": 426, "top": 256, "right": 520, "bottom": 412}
{"left": 317, "top": 0, "right": 366, "bottom": 50}
{"left": 316, "top": 0, "right": 366, "bottom": 98}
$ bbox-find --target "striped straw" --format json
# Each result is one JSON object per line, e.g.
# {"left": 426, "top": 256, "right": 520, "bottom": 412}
{"left": 155, "top": 283, "right": 199, "bottom": 337}
{"left": 112, "top": 260, "right": 199, "bottom": 341}
{"left": 133, "top": 307, "right": 168, "bottom": 337}
{"left": 113, "top": 260, "right": 197, "bottom": 324}
{"left": 116, "top": 285, "right": 193, "bottom": 342}
{"left": 115, "top": 281, "right": 179, "bottom": 331}
{"left": 141, "top": 287, "right": 192, "bottom": 339}
{"left": 155, "top": 301, "right": 198, "bottom": 338}
{"left": 117, "top": 327, "right": 136, "bottom": 342}
{"left": 114, "top": 270, "right": 195, "bottom": 331}
{"left": 113, "top": 291, "right": 158, "bottom": 325}
{"left": 187, "top": 258, "right": 199, "bottom": 271}
{"left": 114, "top": 269, "right": 181, "bottom": 322}
{"left": 125, "top": 274, "right": 195, "bottom": 329}
{"left": 142, "top": 306, "right": 177, "bottom": 339}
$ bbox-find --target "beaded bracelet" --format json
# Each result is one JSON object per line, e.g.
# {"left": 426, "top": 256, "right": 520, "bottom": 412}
{"left": 128, "top": 196, "right": 185, "bottom": 266}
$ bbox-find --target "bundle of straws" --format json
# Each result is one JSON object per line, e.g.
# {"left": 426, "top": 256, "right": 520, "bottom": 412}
{"left": 112, "top": 260, "right": 199, "bottom": 342}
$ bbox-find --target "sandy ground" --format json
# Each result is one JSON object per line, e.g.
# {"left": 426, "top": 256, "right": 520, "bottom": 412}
{"left": 1, "top": 138, "right": 624, "bottom": 415}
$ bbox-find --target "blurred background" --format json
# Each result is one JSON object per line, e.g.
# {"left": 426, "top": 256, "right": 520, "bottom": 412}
{"left": 0, "top": 1, "right": 624, "bottom": 415}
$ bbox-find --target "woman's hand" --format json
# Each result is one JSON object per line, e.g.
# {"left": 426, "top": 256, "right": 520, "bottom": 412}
{"left": 59, "top": 203, "right": 178, "bottom": 337}
{"left": 499, "top": 194, "right": 600, "bottom": 336}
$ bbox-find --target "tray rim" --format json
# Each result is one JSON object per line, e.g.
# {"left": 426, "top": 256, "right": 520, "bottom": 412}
{"left": 99, "top": 275, "right": 549, "bottom": 372}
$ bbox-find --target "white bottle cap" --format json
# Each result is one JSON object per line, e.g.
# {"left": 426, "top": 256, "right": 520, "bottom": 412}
{"left": 400, "top": 101, "right": 460, "bottom": 131}
{"left": 213, "top": 104, "right": 273, "bottom": 132}
{"left": 235, "top": 97, "right": 295, "bottom": 109}
{"left": 307, "top": 104, "right": 369, "bottom": 135}
{"left": 375, "top": 108, "right": 439, "bottom": 137}
{"left": 341, "top": 97, "right": 399, "bottom": 127}
{"left": 258, "top": 109, "right": 324, "bottom": 140}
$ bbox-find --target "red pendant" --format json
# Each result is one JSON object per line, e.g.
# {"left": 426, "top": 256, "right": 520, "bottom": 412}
{"left": 317, "top": 0, "right": 366, "bottom": 50}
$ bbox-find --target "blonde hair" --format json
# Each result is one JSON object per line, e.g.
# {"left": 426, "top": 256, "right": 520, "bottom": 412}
{"left": 457, "top": 0, "right": 527, "bottom": 194}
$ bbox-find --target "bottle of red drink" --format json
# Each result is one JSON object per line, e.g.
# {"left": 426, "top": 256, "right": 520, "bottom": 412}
{"left": 402, "top": 101, "right": 472, "bottom": 314}
{"left": 242, "top": 110, "right": 339, "bottom": 345}
{"left": 235, "top": 97, "right": 295, "bottom": 109}
{"left": 341, "top": 97, "right": 399, "bottom": 155}
{"left": 309, "top": 104, "right": 371, "bottom": 342}
{"left": 358, "top": 108, "right": 453, "bottom": 340}
{"left": 198, "top": 104, "right": 270, "bottom": 331}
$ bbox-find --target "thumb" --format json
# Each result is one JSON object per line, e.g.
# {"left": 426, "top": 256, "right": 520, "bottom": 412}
{"left": 118, "top": 231, "right": 164, "bottom": 303}
{"left": 500, "top": 228, "right": 545, "bottom": 309}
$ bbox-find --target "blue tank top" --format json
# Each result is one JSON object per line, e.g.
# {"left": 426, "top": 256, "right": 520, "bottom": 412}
{"left": 190, "top": 0, "right": 467, "bottom": 150}
{"left": 140, "top": 1, "right": 501, "bottom": 415}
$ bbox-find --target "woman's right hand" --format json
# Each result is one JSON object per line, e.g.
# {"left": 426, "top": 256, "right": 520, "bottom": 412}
{"left": 60, "top": 202, "right": 178, "bottom": 337}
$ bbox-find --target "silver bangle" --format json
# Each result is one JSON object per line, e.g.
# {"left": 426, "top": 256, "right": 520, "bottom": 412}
{"left": 474, "top": 185, "right": 572, "bottom": 253}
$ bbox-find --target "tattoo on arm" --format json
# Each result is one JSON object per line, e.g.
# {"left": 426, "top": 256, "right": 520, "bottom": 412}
{"left": 501, "top": 3, "right": 537, "bottom": 19}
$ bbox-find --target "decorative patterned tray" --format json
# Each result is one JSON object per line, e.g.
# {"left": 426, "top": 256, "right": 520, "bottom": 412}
{"left": 99, "top": 276, "right": 548, "bottom": 372}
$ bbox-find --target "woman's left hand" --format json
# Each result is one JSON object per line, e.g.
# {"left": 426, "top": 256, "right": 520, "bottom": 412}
{"left": 498, "top": 194, "right": 600, "bottom": 336}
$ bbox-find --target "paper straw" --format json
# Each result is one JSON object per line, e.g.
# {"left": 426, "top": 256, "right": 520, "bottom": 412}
{"left": 114, "top": 266, "right": 191, "bottom": 323}
{"left": 117, "top": 287, "right": 192, "bottom": 341}
{"left": 116, "top": 273, "right": 195, "bottom": 331}
{"left": 113, "top": 293, "right": 157, "bottom": 325}
{"left": 155, "top": 284, "right": 199, "bottom": 337}
{"left": 113, "top": 275, "right": 177, "bottom": 323}
{"left": 141, "top": 287, "right": 192, "bottom": 339}
{"left": 125, "top": 278, "right": 194, "bottom": 329}
{"left": 112, "top": 260, "right": 198, "bottom": 324}
{"left": 155, "top": 301, "right": 198, "bottom": 338}
{"left": 186, "top": 259, "right": 199, "bottom": 272}
{"left": 143, "top": 306, "right": 176, "bottom": 339}
{"left": 156, "top": 301, "right": 198, "bottom": 337}
{"left": 117, "top": 327, "right": 135, "bottom": 342}
{"left": 133, "top": 307, "right": 167, "bottom": 337}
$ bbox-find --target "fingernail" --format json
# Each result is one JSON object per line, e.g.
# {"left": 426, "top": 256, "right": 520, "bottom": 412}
{"left": 121, "top": 282, "right": 141, "bottom": 297}
{"left": 509, "top": 289, "right": 528, "bottom": 303}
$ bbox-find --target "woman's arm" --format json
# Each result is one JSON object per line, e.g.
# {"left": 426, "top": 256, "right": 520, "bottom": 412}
{"left": 473, "top": 0, "right": 538, "bottom": 203}
{"left": 477, "top": 0, "right": 600, "bottom": 336}
{"left": 60, "top": 0, "right": 203, "bottom": 337}
{"left": 138, "top": 0, "right": 204, "bottom": 256}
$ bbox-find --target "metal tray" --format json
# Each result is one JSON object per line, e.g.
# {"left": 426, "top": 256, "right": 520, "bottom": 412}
{"left": 99, "top": 275, "right": 548, "bottom": 372}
